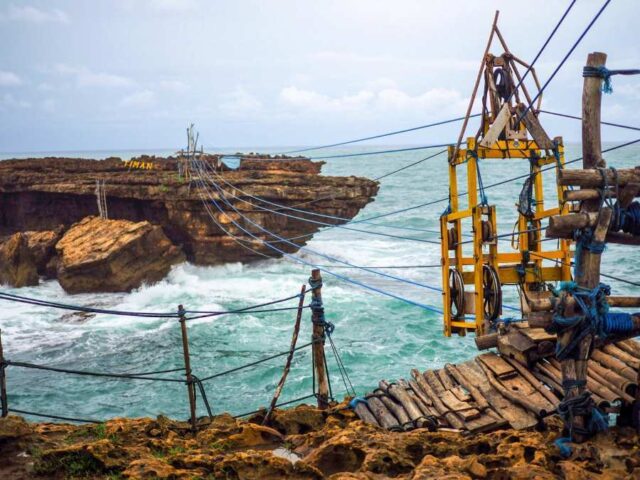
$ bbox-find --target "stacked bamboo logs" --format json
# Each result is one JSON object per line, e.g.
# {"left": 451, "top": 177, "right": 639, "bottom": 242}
{"left": 354, "top": 340, "right": 640, "bottom": 432}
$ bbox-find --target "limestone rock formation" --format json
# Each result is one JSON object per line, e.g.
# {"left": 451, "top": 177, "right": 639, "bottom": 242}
{"left": 0, "top": 155, "right": 379, "bottom": 265}
{"left": 55, "top": 216, "right": 185, "bottom": 293}
{"left": 1, "top": 404, "right": 639, "bottom": 479}
{"left": 0, "top": 232, "right": 38, "bottom": 287}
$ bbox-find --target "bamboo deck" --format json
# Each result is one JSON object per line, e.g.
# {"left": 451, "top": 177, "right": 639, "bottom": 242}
{"left": 353, "top": 335, "right": 640, "bottom": 433}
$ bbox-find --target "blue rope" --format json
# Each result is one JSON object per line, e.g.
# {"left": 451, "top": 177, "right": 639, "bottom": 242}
{"left": 583, "top": 65, "right": 640, "bottom": 94}
{"left": 207, "top": 169, "right": 441, "bottom": 245}
{"left": 572, "top": 228, "right": 605, "bottom": 278}
{"left": 210, "top": 162, "right": 447, "bottom": 237}
{"left": 307, "top": 143, "right": 457, "bottom": 160}
{"left": 555, "top": 391, "right": 609, "bottom": 458}
{"left": 199, "top": 169, "right": 444, "bottom": 295}
{"left": 516, "top": 0, "right": 612, "bottom": 124}
{"left": 603, "top": 312, "right": 635, "bottom": 334}
{"left": 504, "top": 0, "right": 577, "bottom": 106}
{"left": 547, "top": 282, "right": 636, "bottom": 361}
{"left": 281, "top": 115, "right": 479, "bottom": 155}
{"left": 613, "top": 201, "right": 640, "bottom": 236}
{"left": 349, "top": 397, "right": 368, "bottom": 409}
{"left": 193, "top": 165, "right": 444, "bottom": 314}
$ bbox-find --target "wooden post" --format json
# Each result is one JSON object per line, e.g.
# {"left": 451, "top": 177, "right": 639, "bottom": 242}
{"left": 558, "top": 52, "right": 609, "bottom": 442}
{"left": 310, "top": 269, "right": 330, "bottom": 409}
{"left": 263, "top": 285, "right": 306, "bottom": 425}
{"left": 178, "top": 305, "right": 197, "bottom": 431}
{"left": 0, "top": 329, "right": 7, "bottom": 418}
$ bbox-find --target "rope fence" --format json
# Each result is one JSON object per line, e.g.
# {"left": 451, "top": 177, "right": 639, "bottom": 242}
{"left": 0, "top": 270, "right": 353, "bottom": 429}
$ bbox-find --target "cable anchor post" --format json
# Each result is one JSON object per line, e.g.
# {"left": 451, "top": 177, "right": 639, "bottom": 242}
{"left": 0, "top": 329, "right": 7, "bottom": 418}
{"left": 178, "top": 305, "right": 197, "bottom": 431}
{"left": 309, "top": 269, "right": 330, "bottom": 409}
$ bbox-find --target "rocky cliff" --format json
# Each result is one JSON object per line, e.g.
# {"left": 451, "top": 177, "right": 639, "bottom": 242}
{"left": 0, "top": 155, "right": 378, "bottom": 265}
{"left": 1, "top": 403, "right": 638, "bottom": 479}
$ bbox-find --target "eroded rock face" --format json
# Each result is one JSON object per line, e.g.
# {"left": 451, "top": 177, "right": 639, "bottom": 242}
{"left": 0, "top": 232, "right": 38, "bottom": 287}
{"left": 0, "top": 156, "right": 379, "bottom": 264}
{"left": 55, "top": 216, "right": 185, "bottom": 293}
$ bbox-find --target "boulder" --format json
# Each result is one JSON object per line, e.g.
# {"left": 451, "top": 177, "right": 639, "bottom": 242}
{"left": 0, "top": 233, "right": 39, "bottom": 287}
{"left": 24, "top": 227, "right": 64, "bottom": 277}
{"left": 55, "top": 216, "right": 185, "bottom": 294}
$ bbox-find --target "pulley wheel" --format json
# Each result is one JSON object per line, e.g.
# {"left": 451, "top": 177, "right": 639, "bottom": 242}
{"left": 448, "top": 268, "right": 465, "bottom": 318}
{"left": 482, "top": 265, "right": 502, "bottom": 322}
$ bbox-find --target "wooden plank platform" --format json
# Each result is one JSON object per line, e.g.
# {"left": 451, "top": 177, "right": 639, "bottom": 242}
{"left": 354, "top": 339, "right": 639, "bottom": 433}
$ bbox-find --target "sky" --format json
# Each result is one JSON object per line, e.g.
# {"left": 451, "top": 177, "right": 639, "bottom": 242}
{"left": 0, "top": 0, "right": 638, "bottom": 152}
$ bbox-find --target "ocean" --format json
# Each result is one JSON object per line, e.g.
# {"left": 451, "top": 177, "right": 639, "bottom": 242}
{"left": 1, "top": 143, "right": 639, "bottom": 422}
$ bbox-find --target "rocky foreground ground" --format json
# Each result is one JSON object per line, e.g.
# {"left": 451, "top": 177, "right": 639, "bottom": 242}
{"left": 1, "top": 402, "right": 639, "bottom": 479}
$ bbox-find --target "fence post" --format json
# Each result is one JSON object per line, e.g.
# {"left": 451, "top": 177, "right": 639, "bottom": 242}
{"left": 309, "top": 269, "right": 329, "bottom": 409}
{"left": 0, "top": 329, "right": 7, "bottom": 417}
{"left": 178, "top": 305, "right": 197, "bottom": 431}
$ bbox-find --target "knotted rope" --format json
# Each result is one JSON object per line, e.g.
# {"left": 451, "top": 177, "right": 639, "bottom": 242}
{"left": 583, "top": 65, "right": 640, "bottom": 94}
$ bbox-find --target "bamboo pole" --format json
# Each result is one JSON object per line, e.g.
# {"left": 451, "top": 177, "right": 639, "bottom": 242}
{"left": 178, "top": 305, "right": 197, "bottom": 431}
{"left": 263, "top": 285, "right": 306, "bottom": 425}
{"left": 0, "top": 329, "right": 7, "bottom": 418}
{"left": 310, "top": 269, "right": 329, "bottom": 409}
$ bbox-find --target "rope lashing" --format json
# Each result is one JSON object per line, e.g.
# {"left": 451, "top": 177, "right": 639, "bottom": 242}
{"left": 572, "top": 227, "right": 605, "bottom": 278}
{"left": 547, "top": 281, "right": 636, "bottom": 361}
{"left": 604, "top": 312, "right": 635, "bottom": 333}
{"left": 611, "top": 201, "right": 640, "bottom": 236}
{"left": 547, "top": 281, "right": 608, "bottom": 360}
{"left": 583, "top": 65, "right": 640, "bottom": 94}
{"left": 308, "top": 276, "right": 335, "bottom": 337}
{"left": 555, "top": 391, "right": 609, "bottom": 458}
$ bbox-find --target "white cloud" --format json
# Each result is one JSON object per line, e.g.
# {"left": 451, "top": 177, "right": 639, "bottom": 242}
{"left": 119, "top": 90, "right": 156, "bottom": 108}
{"left": 0, "top": 93, "right": 30, "bottom": 110}
{"left": 279, "top": 85, "right": 467, "bottom": 115}
{"left": 37, "top": 82, "right": 55, "bottom": 92}
{"left": 219, "top": 87, "right": 263, "bottom": 117}
{"left": 0, "top": 5, "right": 69, "bottom": 24}
{"left": 615, "top": 83, "right": 640, "bottom": 100}
{"left": 280, "top": 87, "right": 374, "bottom": 112}
{"left": 0, "top": 71, "right": 22, "bottom": 86}
{"left": 158, "top": 79, "right": 188, "bottom": 93}
{"left": 41, "top": 98, "right": 56, "bottom": 113}
{"left": 55, "top": 64, "right": 134, "bottom": 88}
{"left": 146, "top": 0, "right": 198, "bottom": 12}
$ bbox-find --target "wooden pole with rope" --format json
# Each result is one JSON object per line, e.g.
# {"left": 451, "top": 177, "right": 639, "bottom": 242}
{"left": 310, "top": 269, "right": 330, "bottom": 409}
{"left": 178, "top": 305, "right": 198, "bottom": 431}
{"left": 557, "top": 52, "right": 610, "bottom": 443}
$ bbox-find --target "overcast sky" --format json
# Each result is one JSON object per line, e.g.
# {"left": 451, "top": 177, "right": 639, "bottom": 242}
{"left": 0, "top": 0, "right": 638, "bottom": 152}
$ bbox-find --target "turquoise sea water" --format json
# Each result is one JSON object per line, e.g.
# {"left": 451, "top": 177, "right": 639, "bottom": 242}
{"left": 1, "top": 143, "right": 639, "bottom": 422}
